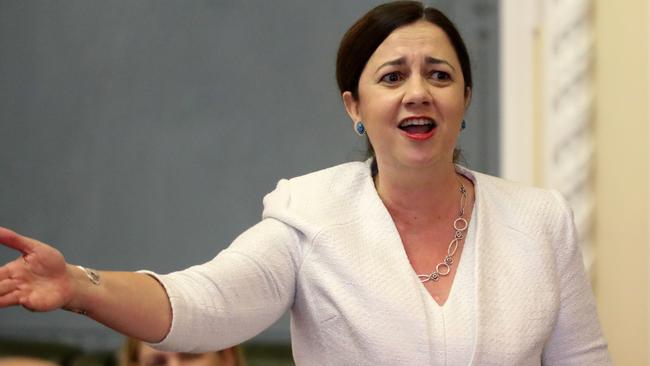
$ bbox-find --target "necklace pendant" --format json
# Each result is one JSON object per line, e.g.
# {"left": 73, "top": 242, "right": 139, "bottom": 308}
{"left": 430, "top": 272, "right": 440, "bottom": 282}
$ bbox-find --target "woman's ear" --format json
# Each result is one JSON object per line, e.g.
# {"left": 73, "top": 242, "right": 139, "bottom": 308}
{"left": 464, "top": 87, "right": 472, "bottom": 110}
{"left": 342, "top": 91, "right": 361, "bottom": 123}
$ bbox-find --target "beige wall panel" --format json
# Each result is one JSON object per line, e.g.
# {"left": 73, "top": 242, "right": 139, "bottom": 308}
{"left": 595, "top": 0, "right": 649, "bottom": 364}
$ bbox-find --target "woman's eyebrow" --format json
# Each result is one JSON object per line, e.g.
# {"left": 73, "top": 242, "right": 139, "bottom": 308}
{"left": 425, "top": 56, "right": 456, "bottom": 71}
{"left": 375, "top": 56, "right": 456, "bottom": 73}
{"left": 375, "top": 56, "right": 407, "bottom": 72}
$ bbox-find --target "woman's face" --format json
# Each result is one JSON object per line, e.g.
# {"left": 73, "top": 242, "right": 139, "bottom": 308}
{"left": 343, "top": 20, "right": 470, "bottom": 172}
{"left": 137, "top": 344, "right": 219, "bottom": 366}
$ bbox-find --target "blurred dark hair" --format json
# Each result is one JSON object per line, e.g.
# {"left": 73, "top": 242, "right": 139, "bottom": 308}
{"left": 336, "top": 1, "right": 472, "bottom": 168}
{"left": 120, "top": 337, "right": 246, "bottom": 366}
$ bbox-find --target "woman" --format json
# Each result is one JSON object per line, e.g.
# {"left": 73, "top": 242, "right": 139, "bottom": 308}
{"left": 0, "top": 358, "right": 57, "bottom": 366}
{"left": 120, "top": 338, "right": 244, "bottom": 366}
{"left": 0, "top": 2, "right": 610, "bottom": 365}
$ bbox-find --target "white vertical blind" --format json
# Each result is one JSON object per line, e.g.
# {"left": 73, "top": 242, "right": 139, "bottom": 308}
{"left": 542, "top": 0, "right": 596, "bottom": 272}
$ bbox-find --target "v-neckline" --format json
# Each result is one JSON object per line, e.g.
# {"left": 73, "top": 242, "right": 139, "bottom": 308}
{"left": 424, "top": 204, "right": 477, "bottom": 308}
{"left": 365, "top": 163, "right": 479, "bottom": 308}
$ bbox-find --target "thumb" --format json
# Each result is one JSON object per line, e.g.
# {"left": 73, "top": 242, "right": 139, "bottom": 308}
{"left": 0, "top": 227, "right": 36, "bottom": 255}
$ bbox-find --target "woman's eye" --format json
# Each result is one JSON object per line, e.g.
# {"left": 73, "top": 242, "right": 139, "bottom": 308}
{"left": 380, "top": 72, "right": 402, "bottom": 84}
{"left": 431, "top": 71, "right": 451, "bottom": 81}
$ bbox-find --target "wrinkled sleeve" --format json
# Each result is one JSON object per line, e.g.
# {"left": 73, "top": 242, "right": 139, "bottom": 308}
{"left": 141, "top": 217, "right": 301, "bottom": 352}
{"left": 542, "top": 191, "right": 611, "bottom": 365}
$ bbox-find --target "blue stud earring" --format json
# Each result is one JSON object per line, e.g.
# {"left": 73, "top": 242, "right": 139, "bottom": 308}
{"left": 354, "top": 121, "right": 366, "bottom": 136}
{"left": 461, "top": 120, "right": 467, "bottom": 131}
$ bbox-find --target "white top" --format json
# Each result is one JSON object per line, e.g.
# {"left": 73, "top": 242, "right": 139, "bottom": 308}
{"left": 144, "top": 161, "right": 611, "bottom": 365}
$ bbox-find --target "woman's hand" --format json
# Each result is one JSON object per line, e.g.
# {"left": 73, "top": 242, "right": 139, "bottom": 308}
{"left": 0, "top": 227, "right": 74, "bottom": 312}
{"left": 0, "top": 226, "right": 172, "bottom": 342}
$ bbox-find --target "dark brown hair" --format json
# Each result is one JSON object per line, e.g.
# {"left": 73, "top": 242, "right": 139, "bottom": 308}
{"left": 119, "top": 337, "right": 246, "bottom": 366}
{"left": 336, "top": 1, "right": 472, "bottom": 166}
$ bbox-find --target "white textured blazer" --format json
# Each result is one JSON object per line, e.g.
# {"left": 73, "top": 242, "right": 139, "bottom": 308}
{"left": 147, "top": 161, "right": 611, "bottom": 365}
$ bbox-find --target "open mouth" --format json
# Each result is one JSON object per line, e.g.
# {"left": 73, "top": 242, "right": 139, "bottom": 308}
{"left": 398, "top": 118, "right": 437, "bottom": 134}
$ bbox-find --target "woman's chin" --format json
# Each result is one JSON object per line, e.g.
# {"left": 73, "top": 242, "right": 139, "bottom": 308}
{"left": 375, "top": 148, "right": 454, "bottom": 173}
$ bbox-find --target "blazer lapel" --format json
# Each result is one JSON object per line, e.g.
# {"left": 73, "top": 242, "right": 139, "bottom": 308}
{"left": 468, "top": 174, "right": 558, "bottom": 366}
{"left": 469, "top": 194, "right": 519, "bottom": 365}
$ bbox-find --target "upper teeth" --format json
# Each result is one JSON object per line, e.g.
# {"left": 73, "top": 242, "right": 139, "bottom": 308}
{"left": 400, "top": 118, "right": 433, "bottom": 127}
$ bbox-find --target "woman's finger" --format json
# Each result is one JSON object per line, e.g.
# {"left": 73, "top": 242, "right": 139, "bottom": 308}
{"left": 0, "top": 278, "right": 17, "bottom": 297}
{"left": 0, "top": 266, "right": 10, "bottom": 281}
{"left": 0, "top": 227, "right": 35, "bottom": 255}
{"left": 0, "top": 289, "right": 19, "bottom": 308}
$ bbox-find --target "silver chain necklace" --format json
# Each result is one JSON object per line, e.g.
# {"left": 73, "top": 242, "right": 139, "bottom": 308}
{"left": 418, "top": 183, "right": 468, "bottom": 283}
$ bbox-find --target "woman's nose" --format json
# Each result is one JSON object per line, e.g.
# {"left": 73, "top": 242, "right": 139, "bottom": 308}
{"left": 403, "top": 76, "right": 432, "bottom": 106}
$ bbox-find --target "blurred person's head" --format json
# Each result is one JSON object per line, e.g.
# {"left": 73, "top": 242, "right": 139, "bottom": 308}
{"left": 120, "top": 338, "right": 244, "bottom": 366}
{"left": 0, "top": 357, "right": 58, "bottom": 366}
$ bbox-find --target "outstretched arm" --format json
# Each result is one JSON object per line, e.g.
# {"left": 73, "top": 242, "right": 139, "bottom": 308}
{"left": 0, "top": 227, "right": 172, "bottom": 343}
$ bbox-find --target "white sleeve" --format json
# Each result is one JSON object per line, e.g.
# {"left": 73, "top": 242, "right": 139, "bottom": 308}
{"left": 142, "top": 217, "right": 301, "bottom": 352}
{"left": 542, "top": 191, "right": 611, "bottom": 365}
